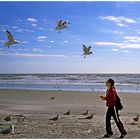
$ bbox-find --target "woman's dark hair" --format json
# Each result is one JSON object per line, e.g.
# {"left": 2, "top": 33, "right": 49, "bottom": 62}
{"left": 107, "top": 79, "right": 115, "bottom": 87}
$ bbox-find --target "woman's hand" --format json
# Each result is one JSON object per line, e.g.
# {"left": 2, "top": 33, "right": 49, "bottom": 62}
{"left": 100, "top": 95, "right": 106, "bottom": 100}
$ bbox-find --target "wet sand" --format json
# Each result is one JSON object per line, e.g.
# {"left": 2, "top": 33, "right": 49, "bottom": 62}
{"left": 0, "top": 89, "right": 140, "bottom": 138}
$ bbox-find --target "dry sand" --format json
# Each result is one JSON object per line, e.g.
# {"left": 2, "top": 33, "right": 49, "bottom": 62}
{"left": 0, "top": 89, "right": 140, "bottom": 138}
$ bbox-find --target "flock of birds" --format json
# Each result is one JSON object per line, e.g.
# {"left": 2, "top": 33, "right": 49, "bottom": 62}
{"left": 3, "top": 19, "right": 93, "bottom": 58}
{"left": 0, "top": 110, "right": 92, "bottom": 135}
{"left": 49, "top": 109, "right": 93, "bottom": 121}
{"left": 0, "top": 113, "right": 139, "bottom": 135}
{"left": 46, "top": 110, "right": 140, "bottom": 123}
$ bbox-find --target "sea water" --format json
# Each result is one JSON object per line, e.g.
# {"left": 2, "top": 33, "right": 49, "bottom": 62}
{"left": 0, "top": 73, "right": 140, "bottom": 93}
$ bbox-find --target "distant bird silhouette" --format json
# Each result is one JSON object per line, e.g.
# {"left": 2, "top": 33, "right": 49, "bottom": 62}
{"left": 82, "top": 110, "right": 89, "bottom": 115}
{"left": 79, "top": 113, "right": 93, "bottom": 120}
{"left": 4, "top": 115, "right": 12, "bottom": 121}
{"left": 82, "top": 45, "right": 93, "bottom": 58}
{"left": 0, "top": 125, "right": 14, "bottom": 134}
{"left": 5, "top": 30, "right": 19, "bottom": 48}
{"left": 63, "top": 110, "right": 70, "bottom": 115}
{"left": 49, "top": 115, "right": 59, "bottom": 121}
{"left": 133, "top": 114, "right": 139, "bottom": 122}
{"left": 55, "top": 19, "right": 70, "bottom": 32}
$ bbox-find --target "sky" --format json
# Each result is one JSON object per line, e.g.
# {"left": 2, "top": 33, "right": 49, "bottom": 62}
{"left": 1, "top": 1, "right": 140, "bottom": 73}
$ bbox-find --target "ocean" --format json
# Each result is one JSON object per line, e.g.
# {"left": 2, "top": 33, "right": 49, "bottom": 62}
{"left": 0, "top": 73, "right": 140, "bottom": 93}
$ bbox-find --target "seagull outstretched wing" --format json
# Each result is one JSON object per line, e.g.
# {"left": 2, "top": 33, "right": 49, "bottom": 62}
{"left": 62, "top": 21, "right": 67, "bottom": 25}
{"left": 6, "top": 30, "right": 15, "bottom": 42}
{"left": 82, "top": 45, "right": 88, "bottom": 54}
{"left": 88, "top": 46, "right": 91, "bottom": 51}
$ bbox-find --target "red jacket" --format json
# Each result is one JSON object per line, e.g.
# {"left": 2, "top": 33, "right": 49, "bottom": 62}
{"left": 105, "top": 88, "right": 116, "bottom": 107}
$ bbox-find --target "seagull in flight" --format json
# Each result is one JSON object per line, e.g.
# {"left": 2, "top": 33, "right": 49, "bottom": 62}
{"left": 55, "top": 20, "right": 70, "bottom": 32}
{"left": 5, "top": 30, "right": 19, "bottom": 48}
{"left": 82, "top": 45, "right": 93, "bottom": 58}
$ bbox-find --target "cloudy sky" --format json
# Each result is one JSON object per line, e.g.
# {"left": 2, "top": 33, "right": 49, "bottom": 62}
{"left": 1, "top": 1, "right": 140, "bottom": 73}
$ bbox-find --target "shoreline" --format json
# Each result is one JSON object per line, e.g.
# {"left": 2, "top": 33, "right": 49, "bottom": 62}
{"left": 0, "top": 88, "right": 140, "bottom": 94}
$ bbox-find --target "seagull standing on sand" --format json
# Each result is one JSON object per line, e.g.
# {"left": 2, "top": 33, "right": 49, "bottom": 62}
{"left": 4, "top": 115, "right": 12, "bottom": 122}
{"left": 84, "top": 113, "right": 93, "bottom": 119}
{"left": 0, "top": 125, "right": 14, "bottom": 134}
{"left": 82, "top": 45, "right": 93, "bottom": 58}
{"left": 5, "top": 30, "right": 19, "bottom": 48}
{"left": 82, "top": 110, "right": 89, "bottom": 115}
{"left": 49, "top": 115, "right": 59, "bottom": 121}
{"left": 133, "top": 114, "right": 139, "bottom": 122}
{"left": 55, "top": 20, "right": 70, "bottom": 32}
{"left": 79, "top": 113, "right": 93, "bottom": 120}
{"left": 63, "top": 110, "right": 70, "bottom": 115}
{"left": 50, "top": 96, "right": 55, "bottom": 99}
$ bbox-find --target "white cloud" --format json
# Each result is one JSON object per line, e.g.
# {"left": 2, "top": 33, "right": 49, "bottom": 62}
{"left": 15, "top": 29, "right": 23, "bottom": 32}
{"left": 121, "top": 50, "right": 129, "bottom": 53}
{"left": 100, "top": 16, "right": 136, "bottom": 23}
{"left": 0, "top": 52, "right": 67, "bottom": 58}
{"left": 64, "top": 40, "right": 68, "bottom": 43}
{"left": 12, "top": 26, "right": 18, "bottom": 29}
{"left": 31, "top": 23, "right": 37, "bottom": 27}
{"left": 0, "top": 52, "right": 80, "bottom": 58}
{"left": 123, "top": 36, "right": 140, "bottom": 43}
{"left": 94, "top": 41, "right": 140, "bottom": 49}
{"left": 100, "top": 16, "right": 136, "bottom": 27}
{"left": 112, "top": 48, "right": 129, "bottom": 53}
{"left": 38, "top": 27, "right": 44, "bottom": 30}
{"left": 37, "top": 36, "right": 47, "bottom": 42}
{"left": 120, "top": 44, "right": 140, "bottom": 49}
{"left": 112, "top": 49, "right": 119, "bottom": 51}
{"left": 14, "top": 40, "right": 28, "bottom": 44}
{"left": 94, "top": 42, "right": 123, "bottom": 46}
{"left": 15, "top": 48, "right": 29, "bottom": 51}
{"left": 50, "top": 40, "right": 55, "bottom": 43}
{"left": 116, "top": 23, "right": 128, "bottom": 27}
{"left": 15, "top": 49, "right": 30, "bottom": 51}
{"left": 27, "top": 18, "right": 38, "bottom": 22}
{"left": 0, "top": 40, "right": 5, "bottom": 43}
{"left": 112, "top": 31, "right": 125, "bottom": 35}
{"left": 32, "top": 48, "right": 43, "bottom": 52}
{"left": 15, "top": 28, "right": 34, "bottom": 33}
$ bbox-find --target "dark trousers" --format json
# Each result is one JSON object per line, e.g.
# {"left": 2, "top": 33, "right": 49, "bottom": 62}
{"left": 106, "top": 106, "right": 126, "bottom": 134}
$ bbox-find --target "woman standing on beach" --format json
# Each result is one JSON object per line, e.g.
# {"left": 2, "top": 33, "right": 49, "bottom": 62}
{"left": 100, "top": 79, "right": 127, "bottom": 138}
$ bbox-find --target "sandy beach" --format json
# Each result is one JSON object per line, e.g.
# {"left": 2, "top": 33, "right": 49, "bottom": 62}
{"left": 0, "top": 89, "right": 140, "bottom": 138}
